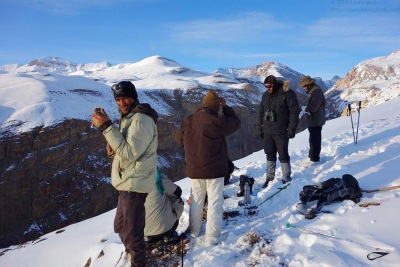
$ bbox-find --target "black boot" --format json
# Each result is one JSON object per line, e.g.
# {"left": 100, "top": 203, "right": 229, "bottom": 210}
{"left": 262, "top": 177, "right": 274, "bottom": 188}
{"left": 237, "top": 175, "right": 254, "bottom": 196}
{"left": 237, "top": 176, "right": 245, "bottom": 197}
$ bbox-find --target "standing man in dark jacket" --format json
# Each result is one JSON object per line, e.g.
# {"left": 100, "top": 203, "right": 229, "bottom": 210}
{"left": 257, "top": 75, "right": 300, "bottom": 187}
{"left": 176, "top": 90, "right": 241, "bottom": 246}
{"left": 299, "top": 76, "right": 326, "bottom": 166}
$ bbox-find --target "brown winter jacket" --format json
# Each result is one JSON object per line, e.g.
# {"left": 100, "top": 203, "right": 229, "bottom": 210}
{"left": 175, "top": 106, "right": 241, "bottom": 179}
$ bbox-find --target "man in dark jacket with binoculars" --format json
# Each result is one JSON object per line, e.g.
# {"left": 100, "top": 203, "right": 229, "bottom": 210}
{"left": 257, "top": 75, "right": 300, "bottom": 187}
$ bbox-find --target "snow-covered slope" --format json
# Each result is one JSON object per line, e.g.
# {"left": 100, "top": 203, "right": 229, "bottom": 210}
{"left": 1, "top": 97, "right": 399, "bottom": 267}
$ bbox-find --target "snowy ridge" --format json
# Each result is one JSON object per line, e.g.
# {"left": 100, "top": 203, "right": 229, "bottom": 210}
{"left": 1, "top": 51, "right": 399, "bottom": 134}
{"left": 216, "top": 61, "right": 331, "bottom": 93}
{"left": 0, "top": 57, "right": 112, "bottom": 75}
{"left": 1, "top": 98, "right": 399, "bottom": 267}
{"left": 0, "top": 56, "right": 256, "bottom": 135}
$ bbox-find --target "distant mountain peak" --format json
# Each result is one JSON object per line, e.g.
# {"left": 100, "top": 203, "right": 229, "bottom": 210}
{"left": 136, "top": 55, "right": 181, "bottom": 67}
{"left": 28, "top": 57, "right": 76, "bottom": 68}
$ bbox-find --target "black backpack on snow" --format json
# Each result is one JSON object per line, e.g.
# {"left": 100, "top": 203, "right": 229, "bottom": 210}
{"left": 299, "top": 174, "right": 362, "bottom": 212}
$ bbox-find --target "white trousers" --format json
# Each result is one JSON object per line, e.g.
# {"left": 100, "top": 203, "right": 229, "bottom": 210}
{"left": 190, "top": 177, "right": 224, "bottom": 244}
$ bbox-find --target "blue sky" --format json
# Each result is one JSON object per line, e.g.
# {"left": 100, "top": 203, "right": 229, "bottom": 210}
{"left": 1, "top": 0, "right": 399, "bottom": 79}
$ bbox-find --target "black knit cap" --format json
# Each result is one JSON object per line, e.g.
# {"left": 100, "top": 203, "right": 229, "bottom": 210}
{"left": 264, "top": 75, "right": 277, "bottom": 85}
{"left": 111, "top": 81, "right": 138, "bottom": 100}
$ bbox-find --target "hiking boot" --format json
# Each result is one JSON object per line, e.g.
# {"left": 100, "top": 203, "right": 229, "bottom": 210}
{"left": 282, "top": 178, "right": 292, "bottom": 184}
{"left": 145, "top": 236, "right": 161, "bottom": 243}
{"left": 206, "top": 236, "right": 218, "bottom": 246}
{"left": 163, "top": 231, "right": 179, "bottom": 243}
{"left": 301, "top": 160, "right": 319, "bottom": 168}
{"left": 262, "top": 179, "right": 272, "bottom": 188}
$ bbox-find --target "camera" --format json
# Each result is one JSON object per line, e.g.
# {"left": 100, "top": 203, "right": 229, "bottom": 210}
{"left": 265, "top": 109, "right": 277, "bottom": 122}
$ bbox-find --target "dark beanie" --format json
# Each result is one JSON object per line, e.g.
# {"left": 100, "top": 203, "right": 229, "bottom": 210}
{"left": 202, "top": 90, "right": 220, "bottom": 112}
{"left": 112, "top": 81, "right": 138, "bottom": 100}
{"left": 264, "top": 75, "right": 277, "bottom": 84}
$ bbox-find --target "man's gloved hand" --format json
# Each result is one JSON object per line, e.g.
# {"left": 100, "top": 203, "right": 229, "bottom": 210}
{"left": 288, "top": 132, "right": 295, "bottom": 139}
{"left": 173, "top": 186, "right": 182, "bottom": 198}
{"left": 92, "top": 108, "right": 112, "bottom": 131}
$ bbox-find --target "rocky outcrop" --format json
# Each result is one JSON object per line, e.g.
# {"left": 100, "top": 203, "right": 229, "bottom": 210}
{"left": 0, "top": 86, "right": 276, "bottom": 248}
{"left": 0, "top": 119, "right": 118, "bottom": 248}
{"left": 325, "top": 50, "right": 400, "bottom": 118}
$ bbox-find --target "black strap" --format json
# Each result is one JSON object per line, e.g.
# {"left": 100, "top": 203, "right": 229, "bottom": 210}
{"left": 347, "top": 104, "right": 351, "bottom": 116}
{"left": 367, "top": 251, "right": 389, "bottom": 261}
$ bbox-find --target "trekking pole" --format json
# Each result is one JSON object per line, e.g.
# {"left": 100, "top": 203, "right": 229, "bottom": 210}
{"left": 361, "top": 185, "right": 400, "bottom": 193}
{"left": 285, "top": 222, "right": 391, "bottom": 260}
{"left": 256, "top": 183, "right": 290, "bottom": 207}
{"left": 355, "top": 101, "right": 362, "bottom": 144}
{"left": 181, "top": 235, "right": 184, "bottom": 267}
{"left": 346, "top": 103, "right": 356, "bottom": 144}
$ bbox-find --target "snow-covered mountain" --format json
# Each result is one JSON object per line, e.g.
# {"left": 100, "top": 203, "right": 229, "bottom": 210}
{"left": 0, "top": 55, "right": 260, "bottom": 134}
{"left": 323, "top": 75, "right": 341, "bottom": 90}
{"left": 215, "top": 61, "right": 329, "bottom": 94}
{"left": 325, "top": 50, "right": 400, "bottom": 118}
{"left": 1, "top": 97, "right": 399, "bottom": 267}
{"left": 0, "top": 57, "right": 112, "bottom": 75}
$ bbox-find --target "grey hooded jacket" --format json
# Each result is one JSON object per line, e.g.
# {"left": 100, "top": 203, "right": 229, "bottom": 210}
{"left": 144, "top": 174, "right": 184, "bottom": 236}
{"left": 305, "top": 84, "right": 326, "bottom": 127}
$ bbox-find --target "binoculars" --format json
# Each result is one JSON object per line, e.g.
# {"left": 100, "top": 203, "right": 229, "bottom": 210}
{"left": 265, "top": 109, "right": 277, "bottom": 122}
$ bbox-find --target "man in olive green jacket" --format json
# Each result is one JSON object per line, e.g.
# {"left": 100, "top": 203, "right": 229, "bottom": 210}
{"left": 92, "top": 80, "right": 158, "bottom": 267}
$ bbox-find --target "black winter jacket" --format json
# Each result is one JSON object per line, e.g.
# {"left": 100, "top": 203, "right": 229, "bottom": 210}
{"left": 257, "top": 81, "right": 300, "bottom": 136}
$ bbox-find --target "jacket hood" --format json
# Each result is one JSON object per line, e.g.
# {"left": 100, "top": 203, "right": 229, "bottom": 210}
{"left": 273, "top": 80, "right": 290, "bottom": 93}
{"left": 282, "top": 81, "right": 290, "bottom": 92}
{"left": 132, "top": 103, "right": 159, "bottom": 124}
{"left": 121, "top": 103, "right": 159, "bottom": 123}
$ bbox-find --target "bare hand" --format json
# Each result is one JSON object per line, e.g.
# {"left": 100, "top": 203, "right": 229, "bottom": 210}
{"left": 106, "top": 143, "right": 113, "bottom": 154}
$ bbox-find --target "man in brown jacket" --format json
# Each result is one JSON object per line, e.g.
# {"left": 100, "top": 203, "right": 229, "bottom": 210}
{"left": 176, "top": 90, "right": 241, "bottom": 246}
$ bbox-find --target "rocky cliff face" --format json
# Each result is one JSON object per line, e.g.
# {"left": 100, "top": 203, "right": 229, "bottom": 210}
{"left": 0, "top": 86, "right": 272, "bottom": 248}
{"left": 0, "top": 119, "right": 118, "bottom": 247}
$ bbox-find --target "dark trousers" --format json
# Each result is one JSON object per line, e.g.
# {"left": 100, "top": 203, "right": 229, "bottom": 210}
{"left": 308, "top": 126, "right": 322, "bottom": 162}
{"left": 263, "top": 134, "right": 290, "bottom": 163}
{"left": 114, "top": 191, "right": 148, "bottom": 267}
